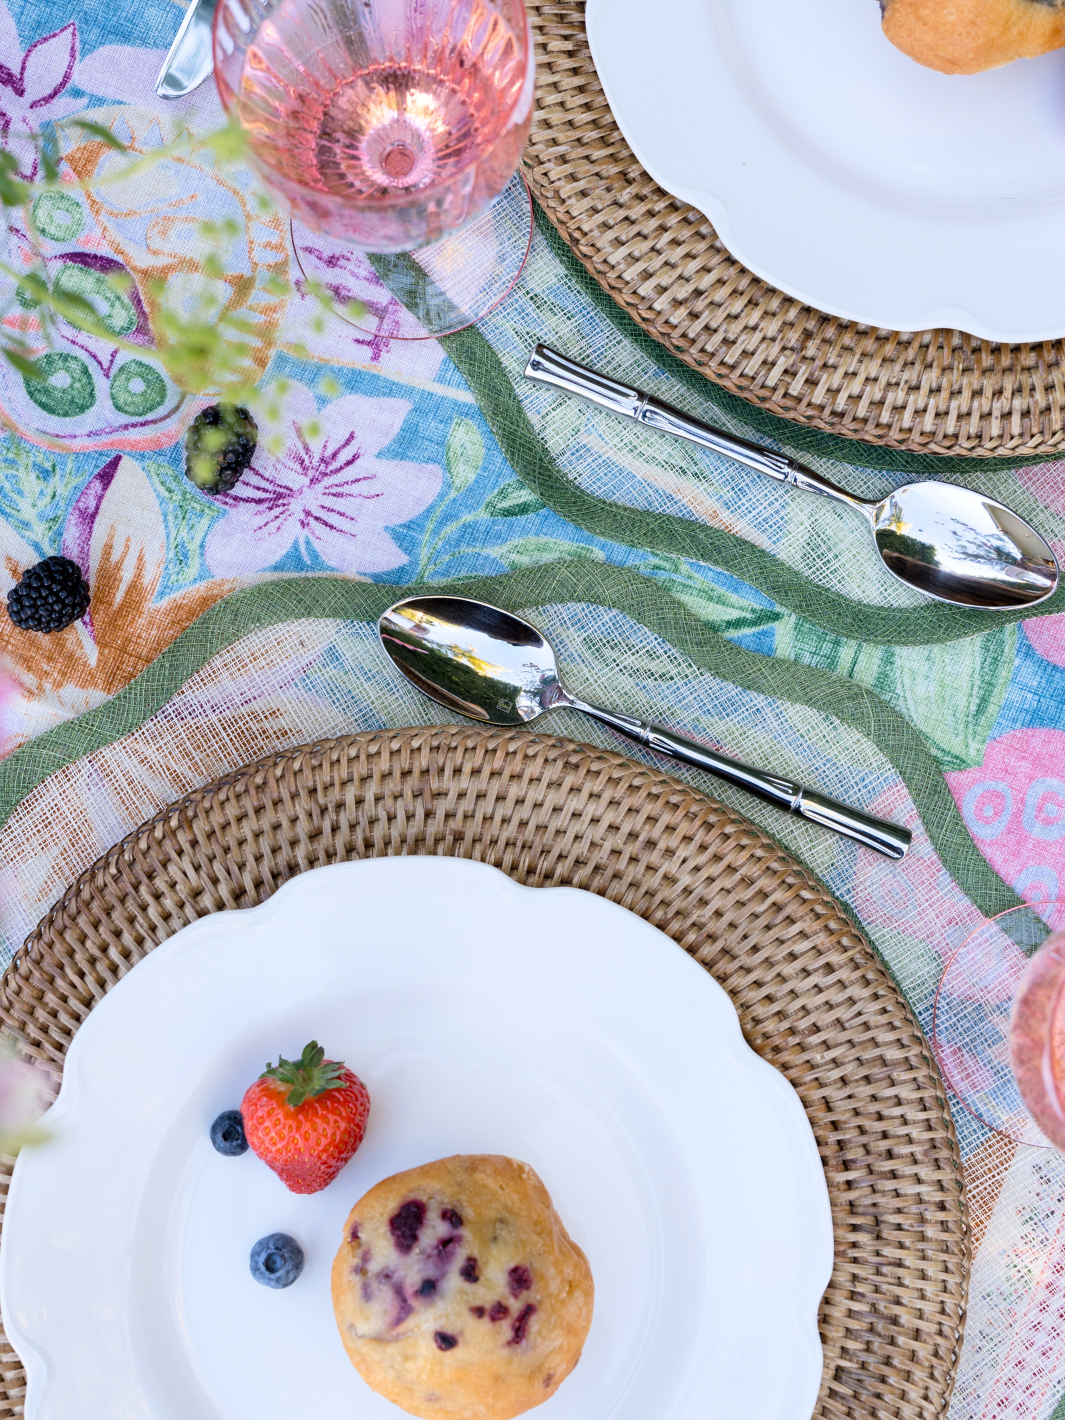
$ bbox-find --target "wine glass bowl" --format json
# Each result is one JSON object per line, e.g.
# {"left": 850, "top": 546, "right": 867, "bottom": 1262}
{"left": 213, "top": 0, "right": 534, "bottom": 251}
{"left": 933, "top": 902, "right": 1065, "bottom": 1149}
{"left": 1010, "top": 923, "right": 1065, "bottom": 1152}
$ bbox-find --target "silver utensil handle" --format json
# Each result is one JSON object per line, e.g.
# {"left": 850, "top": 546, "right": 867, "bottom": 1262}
{"left": 524, "top": 344, "right": 861, "bottom": 508}
{"left": 569, "top": 698, "right": 911, "bottom": 860}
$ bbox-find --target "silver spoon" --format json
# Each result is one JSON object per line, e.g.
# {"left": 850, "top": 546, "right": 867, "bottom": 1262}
{"left": 379, "top": 595, "right": 912, "bottom": 860}
{"left": 525, "top": 346, "right": 1059, "bottom": 610}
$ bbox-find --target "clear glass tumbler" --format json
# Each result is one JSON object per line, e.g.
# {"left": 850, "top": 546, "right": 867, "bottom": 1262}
{"left": 212, "top": 0, "right": 534, "bottom": 253}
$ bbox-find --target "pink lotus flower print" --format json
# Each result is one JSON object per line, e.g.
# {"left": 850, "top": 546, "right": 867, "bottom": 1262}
{"left": 204, "top": 382, "right": 442, "bottom": 577}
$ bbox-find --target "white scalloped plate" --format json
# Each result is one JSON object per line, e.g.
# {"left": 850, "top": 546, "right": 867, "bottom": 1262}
{"left": 587, "top": 0, "right": 1065, "bottom": 340}
{"left": 0, "top": 857, "right": 832, "bottom": 1420}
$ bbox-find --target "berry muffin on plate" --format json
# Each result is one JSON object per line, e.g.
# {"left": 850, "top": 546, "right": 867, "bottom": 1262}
{"left": 331, "top": 1155, "right": 593, "bottom": 1420}
{"left": 881, "top": 0, "right": 1065, "bottom": 73}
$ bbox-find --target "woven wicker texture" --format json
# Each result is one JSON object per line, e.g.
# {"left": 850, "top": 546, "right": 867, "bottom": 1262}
{"left": 0, "top": 728, "right": 967, "bottom": 1420}
{"left": 524, "top": 1, "right": 1065, "bottom": 458}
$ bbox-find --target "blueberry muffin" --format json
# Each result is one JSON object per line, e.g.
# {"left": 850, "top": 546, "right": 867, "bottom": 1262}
{"left": 331, "top": 1155, "right": 594, "bottom": 1420}
{"left": 881, "top": 0, "right": 1065, "bottom": 73}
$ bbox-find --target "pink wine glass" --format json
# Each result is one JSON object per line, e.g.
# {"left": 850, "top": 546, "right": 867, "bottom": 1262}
{"left": 932, "top": 901, "right": 1065, "bottom": 1149}
{"left": 213, "top": 0, "right": 534, "bottom": 333}
{"left": 1010, "top": 924, "right": 1065, "bottom": 1150}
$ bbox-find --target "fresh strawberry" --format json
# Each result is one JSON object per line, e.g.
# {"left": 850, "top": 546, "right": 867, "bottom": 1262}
{"left": 241, "top": 1041, "right": 370, "bottom": 1194}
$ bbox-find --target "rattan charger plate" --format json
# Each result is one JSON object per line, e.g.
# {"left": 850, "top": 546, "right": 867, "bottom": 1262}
{"left": 524, "top": 1, "right": 1065, "bottom": 457}
{"left": 0, "top": 727, "right": 967, "bottom": 1420}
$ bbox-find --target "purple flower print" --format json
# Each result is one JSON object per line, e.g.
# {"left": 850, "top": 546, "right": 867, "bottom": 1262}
{"left": 0, "top": 9, "right": 80, "bottom": 180}
{"left": 204, "top": 382, "right": 442, "bottom": 577}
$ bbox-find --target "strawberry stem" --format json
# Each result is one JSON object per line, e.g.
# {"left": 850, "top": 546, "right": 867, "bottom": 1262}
{"left": 261, "top": 1040, "right": 346, "bottom": 1109}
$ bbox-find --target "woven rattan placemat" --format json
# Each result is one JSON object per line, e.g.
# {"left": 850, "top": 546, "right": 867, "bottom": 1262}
{"left": 0, "top": 728, "right": 967, "bottom": 1420}
{"left": 524, "top": 1, "right": 1064, "bottom": 458}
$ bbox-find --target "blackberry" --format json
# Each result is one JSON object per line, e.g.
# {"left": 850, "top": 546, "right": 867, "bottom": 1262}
{"left": 185, "top": 403, "right": 257, "bottom": 494}
{"left": 7, "top": 556, "right": 90, "bottom": 633}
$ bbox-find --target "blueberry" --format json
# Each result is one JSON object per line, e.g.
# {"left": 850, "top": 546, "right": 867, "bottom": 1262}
{"left": 509, "top": 1303, "right": 536, "bottom": 1345}
{"left": 389, "top": 1199, "right": 425, "bottom": 1254}
{"left": 434, "top": 1331, "right": 458, "bottom": 1350}
{"left": 418, "top": 1279, "right": 437, "bottom": 1297}
{"left": 460, "top": 1256, "right": 480, "bottom": 1283}
{"left": 210, "top": 1109, "right": 248, "bottom": 1156}
{"left": 250, "top": 1233, "right": 304, "bottom": 1288}
{"left": 441, "top": 1208, "right": 463, "bottom": 1228}
{"left": 508, "top": 1265, "right": 532, "bottom": 1296}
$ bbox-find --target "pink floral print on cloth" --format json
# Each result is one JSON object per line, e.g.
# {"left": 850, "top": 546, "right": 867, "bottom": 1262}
{"left": 0, "top": 1, "right": 286, "bottom": 454}
{"left": 854, "top": 779, "right": 986, "bottom": 958}
{"left": 949, "top": 728, "right": 1065, "bottom": 918}
{"left": 1018, "top": 462, "right": 1065, "bottom": 519}
{"left": 1021, "top": 546, "right": 1065, "bottom": 667}
{"left": 204, "top": 381, "right": 442, "bottom": 576}
{"left": 1026, "top": 613, "right": 1065, "bottom": 670}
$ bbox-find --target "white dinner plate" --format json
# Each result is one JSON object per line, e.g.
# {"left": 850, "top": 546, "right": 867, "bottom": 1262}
{"left": 0, "top": 857, "right": 833, "bottom": 1420}
{"left": 587, "top": 0, "right": 1065, "bottom": 340}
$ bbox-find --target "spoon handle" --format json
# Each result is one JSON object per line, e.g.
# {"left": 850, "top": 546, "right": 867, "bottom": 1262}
{"left": 567, "top": 697, "right": 911, "bottom": 860}
{"left": 525, "top": 345, "right": 864, "bottom": 510}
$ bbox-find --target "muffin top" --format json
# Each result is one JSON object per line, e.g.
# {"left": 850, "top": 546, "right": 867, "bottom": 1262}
{"left": 331, "top": 1154, "right": 594, "bottom": 1420}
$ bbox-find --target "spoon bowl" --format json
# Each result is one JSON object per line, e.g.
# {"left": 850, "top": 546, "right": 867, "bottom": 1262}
{"left": 379, "top": 595, "right": 561, "bottom": 725}
{"left": 379, "top": 595, "right": 912, "bottom": 859}
{"left": 869, "top": 483, "right": 1057, "bottom": 607}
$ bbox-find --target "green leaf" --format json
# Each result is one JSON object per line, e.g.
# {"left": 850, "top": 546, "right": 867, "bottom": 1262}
{"left": 663, "top": 575, "right": 781, "bottom": 636}
{"left": 493, "top": 536, "right": 605, "bottom": 571}
{"left": 483, "top": 481, "right": 546, "bottom": 519}
{"left": 201, "top": 121, "right": 248, "bottom": 164}
{"left": 445, "top": 416, "right": 483, "bottom": 495}
{"left": 14, "top": 273, "right": 47, "bottom": 310}
{"left": 69, "top": 118, "right": 127, "bottom": 151}
{"left": 2, "top": 347, "right": 43, "bottom": 379}
{"left": 775, "top": 616, "right": 1017, "bottom": 770}
{"left": 0, "top": 173, "right": 28, "bottom": 207}
{"left": 632, "top": 552, "right": 688, "bottom": 577}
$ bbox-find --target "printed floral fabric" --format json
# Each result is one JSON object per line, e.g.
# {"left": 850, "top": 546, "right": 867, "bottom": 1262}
{"left": 1, "top": 0, "right": 1065, "bottom": 1416}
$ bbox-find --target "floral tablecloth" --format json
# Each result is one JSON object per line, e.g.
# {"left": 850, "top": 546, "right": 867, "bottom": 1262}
{"left": 3, "top": 0, "right": 1065, "bottom": 1416}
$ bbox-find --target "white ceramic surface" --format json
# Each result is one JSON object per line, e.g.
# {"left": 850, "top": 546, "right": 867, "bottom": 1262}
{"left": 586, "top": 0, "right": 1065, "bottom": 340}
{"left": 1, "top": 857, "right": 833, "bottom": 1420}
